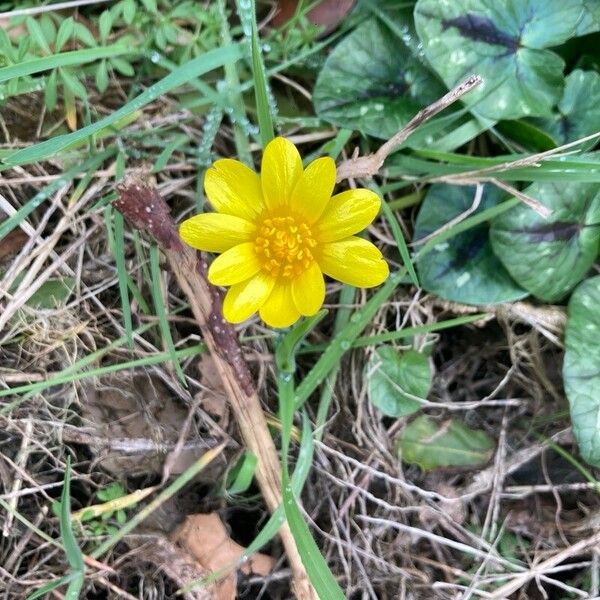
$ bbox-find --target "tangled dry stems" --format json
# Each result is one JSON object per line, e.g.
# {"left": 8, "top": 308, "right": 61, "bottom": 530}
{"left": 1, "top": 85, "right": 599, "bottom": 600}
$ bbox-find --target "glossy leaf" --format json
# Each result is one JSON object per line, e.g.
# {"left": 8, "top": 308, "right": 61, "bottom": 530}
{"left": 414, "top": 0, "right": 586, "bottom": 120}
{"left": 397, "top": 415, "right": 494, "bottom": 471}
{"left": 576, "top": 3, "right": 600, "bottom": 35}
{"left": 564, "top": 276, "right": 600, "bottom": 467}
{"left": 413, "top": 184, "right": 527, "bottom": 305}
{"left": 490, "top": 181, "right": 600, "bottom": 301}
{"left": 534, "top": 69, "right": 600, "bottom": 146}
{"left": 367, "top": 347, "right": 432, "bottom": 417}
{"left": 313, "top": 16, "right": 445, "bottom": 139}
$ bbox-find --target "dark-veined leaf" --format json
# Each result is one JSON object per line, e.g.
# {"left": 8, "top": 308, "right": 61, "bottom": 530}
{"left": 313, "top": 16, "right": 445, "bottom": 139}
{"left": 414, "top": 184, "right": 527, "bottom": 305}
{"left": 534, "top": 69, "right": 600, "bottom": 146}
{"left": 490, "top": 181, "right": 600, "bottom": 301}
{"left": 564, "top": 276, "right": 600, "bottom": 467}
{"left": 414, "top": 0, "right": 586, "bottom": 120}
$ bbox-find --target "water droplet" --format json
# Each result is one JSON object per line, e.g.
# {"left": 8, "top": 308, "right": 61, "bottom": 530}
{"left": 340, "top": 341, "right": 351, "bottom": 351}
{"left": 350, "top": 313, "right": 361, "bottom": 323}
{"left": 149, "top": 51, "right": 161, "bottom": 64}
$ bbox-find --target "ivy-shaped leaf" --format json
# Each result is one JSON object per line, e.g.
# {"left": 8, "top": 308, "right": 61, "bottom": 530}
{"left": 397, "top": 415, "right": 494, "bottom": 471}
{"left": 534, "top": 69, "right": 600, "bottom": 146}
{"left": 490, "top": 182, "right": 600, "bottom": 302}
{"left": 413, "top": 184, "right": 527, "bottom": 305}
{"left": 414, "top": 0, "right": 587, "bottom": 120}
{"left": 313, "top": 16, "right": 445, "bottom": 140}
{"left": 367, "top": 347, "right": 432, "bottom": 417}
{"left": 563, "top": 276, "right": 600, "bottom": 467}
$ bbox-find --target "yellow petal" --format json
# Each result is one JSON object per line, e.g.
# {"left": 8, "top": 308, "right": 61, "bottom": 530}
{"left": 259, "top": 281, "right": 301, "bottom": 328}
{"left": 317, "top": 237, "right": 389, "bottom": 287}
{"left": 290, "top": 156, "right": 336, "bottom": 223}
{"left": 315, "top": 189, "right": 381, "bottom": 243}
{"left": 222, "top": 272, "right": 275, "bottom": 323}
{"left": 261, "top": 137, "right": 303, "bottom": 211}
{"left": 208, "top": 243, "right": 261, "bottom": 286}
{"left": 204, "top": 159, "right": 264, "bottom": 220}
{"left": 179, "top": 213, "right": 255, "bottom": 253}
{"left": 291, "top": 262, "right": 325, "bottom": 316}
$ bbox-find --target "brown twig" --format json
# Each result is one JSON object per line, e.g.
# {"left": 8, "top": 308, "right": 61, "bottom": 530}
{"left": 114, "top": 180, "right": 316, "bottom": 600}
{"left": 488, "top": 528, "right": 600, "bottom": 599}
{"left": 335, "top": 75, "right": 482, "bottom": 182}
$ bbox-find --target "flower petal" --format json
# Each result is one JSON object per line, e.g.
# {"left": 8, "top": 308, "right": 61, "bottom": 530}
{"left": 223, "top": 272, "right": 275, "bottom": 323}
{"left": 315, "top": 189, "right": 381, "bottom": 242}
{"left": 208, "top": 243, "right": 261, "bottom": 286}
{"left": 317, "top": 237, "right": 389, "bottom": 287}
{"left": 291, "top": 262, "right": 325, "bottom": 316}
{"left": 179, "top": 213, "right": 256, "bottom": 253}
{"left": 290, "top": 156, "right": 336, "bottom": 223}
{"left": 259, "top": 281, "right": 301, "bottom": 328}
{"left": 204, "top": 159, "right": 264, "bottom": 220}
{"left": 261, "top": 137, "right": 303, "bottom": 211}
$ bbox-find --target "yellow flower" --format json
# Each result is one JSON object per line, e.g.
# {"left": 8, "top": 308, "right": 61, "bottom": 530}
{"left": 179, "top": 137, "right": 389, "bottom": 328}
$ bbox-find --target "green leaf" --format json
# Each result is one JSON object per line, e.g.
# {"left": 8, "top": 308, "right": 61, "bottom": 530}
{"left": 490, "top": 181, "right": 600, "bottom": 301}
{"left": 56, "top": 17, "right": 74, "bottom": 53}
{"left": 59, "top": 458, "right": 85, "bottom": 598}
{"left": 246, "top": 0, "right": 275, "bottom": 146}
{"left": 576, "top": 3, "right": 600, "bottom": 35}
{"left": 414, "top": 0, "right": 585, "bottom": 120}
{"left": 25, "top": 277, "right": 75, "bottom": 308}
{"left": 494, "top": 119, "right": 557, "bottom": 153}
{"left": 59, "top": 67, "right": 87, "bottom": 99}
{"left": 282, "top": 478, "right": 346, "bottom": 600}
{"left": 39, "top": 14, "right": 57, "bottom": 46}
{"left": 413, "top": 184, "right": 527, "bottom": 305}
{"left": 123, "top": 0, "right": 137, "bottom": 25}
{"left": 99, "top": 11, "right": 113, "bottom": 44}
{"left": 367, "top": 347, "right": 431, "bottom": 417}
{"left": 141, "top": 0, "right": 158, "bottom": 13}
{"left": 95, "top": 59, "right": 109, "bottom": 93}
{"left": 26, "top": 17, "right": 52, "bottom": 54}
{"left": 45, "top": 68, "right": 58, "bottom": 111}
{"left": 0, "top": 45, "right": 132, "bottom": 84}
{"left": 110, "top": 56, "right": 135, "bottom": 76}
{"left": 397, "top": 415, "right": 494, "bottom": 470}
{"left": 534, "top": 69, "right": 600, "bottom": 146}
{"left": 73, "top": 22, "right": 96, "bottom": 47}
{"left": 564, "top": 276, "right": 600, "bottom": 467}
{"left": 314, "top": 16, "right": 446, "bottom": 139}
{"left": 225, "top": 452, "right": 257, "bottom": 495}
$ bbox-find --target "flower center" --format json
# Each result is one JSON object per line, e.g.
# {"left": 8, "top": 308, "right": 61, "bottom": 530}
{"left": 254, "top": 215, "right": 317, "bottom": 279}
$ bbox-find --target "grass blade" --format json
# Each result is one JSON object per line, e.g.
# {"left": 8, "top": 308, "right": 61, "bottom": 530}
{"left": 149, "top": 244, "right": 187, "bottom": 386}
{"left": 0, "top": 149, "right": 114, "bottom": 240}
{"left": 0, "top": 45, "right": 131, "bottom": 83}
{"left": 244, "top": 0, "right": 274, "bottom": 146}
{"left": 380, "top": 194, "right": 419, "bottom": 287}
{"left": 60, "top": 458, "right": 85, "bottom": 599}
{"left": 3, "top": 44, "right": 243, "bottom": 167}
{"left": 112, "top": 209, "right": 134, "bottom": 349}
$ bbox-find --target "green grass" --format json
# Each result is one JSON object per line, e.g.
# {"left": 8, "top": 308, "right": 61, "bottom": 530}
{"left": 3, "top": 2, "right": 598, "bottom": 598}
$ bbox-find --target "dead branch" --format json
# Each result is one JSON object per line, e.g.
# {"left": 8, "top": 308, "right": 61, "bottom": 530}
{"left": 335, "top": 75, "right": 482, "bottom": 182}
{"left": 114, "top": 180, "right": 316, "bottom": 600}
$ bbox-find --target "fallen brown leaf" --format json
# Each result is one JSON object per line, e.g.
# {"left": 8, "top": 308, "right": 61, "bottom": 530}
{"left": 0, "top": 229, "right": 27, "bottom": 261}
{"left": 172, "top": 513, "right": 275, "bottom": 600}
{"left": 272, "top": 0, "right": 356, "bottom": 34}
{"left": 79, "top": 374, "right": 219, "bottom": 477}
